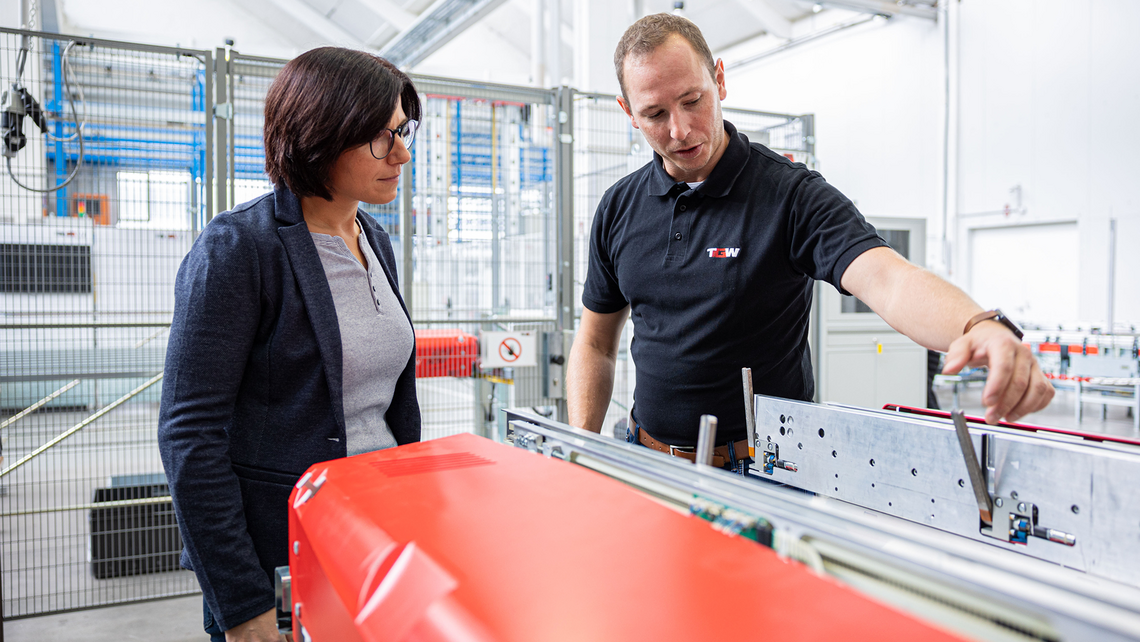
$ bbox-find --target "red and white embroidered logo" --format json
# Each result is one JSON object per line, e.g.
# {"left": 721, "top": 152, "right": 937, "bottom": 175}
{"left": 706, "top": 247, "right": 741, "bottom": 258}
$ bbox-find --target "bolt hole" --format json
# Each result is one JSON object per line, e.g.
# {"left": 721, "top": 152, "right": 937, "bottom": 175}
{"left": 834, "top": 487, "right": 839, "bottom": 492}
{"left": 931, "top": 498, "right": 936, "bottom": 503}
{"left": 834, "top": 473, "right": 839, "bottom": 479}
{"left": 779, "top": 427, "right": 785, "bottom": 436}
{"left": 818, "top": 428, "right": 825, "bottom": 438}
{"left": 831, "top": 450, "right": 837, "bottom": 458}
{"left": 911, "top": 468, "right": 918, "bottom": 476}
{"left": 780, "top": 414, "right": 786, "bottom": 423}
{"left": 1071, "top": 504, "right": 1080, "bottom": 515}
{"left": 871, "top": 483, "right": 875, "bottom": 488}
{"left": 958, "top": 479, "right": 965, "bottom": 487}
{"left": 1011, "top": 490, "right": 1019, "bottom": 500}
{"left": 797, "top": 442, "right": 803, "bottom": 450}
{"left": 766, "top": 435, "right": 772, "bottom": 442}
{"left": 869, "top": 459, "right": 875, "bottom": 467}
{"left": 888, "top": 502, "right": 893, "bottom": 507}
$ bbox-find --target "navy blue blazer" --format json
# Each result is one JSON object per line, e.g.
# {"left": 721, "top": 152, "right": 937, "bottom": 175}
{"left": 158, "top": 185, "right": 420, "bottom": 630}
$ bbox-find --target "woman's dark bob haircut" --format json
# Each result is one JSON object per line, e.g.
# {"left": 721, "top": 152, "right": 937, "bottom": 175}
{"left": 264, "top": 47, "right": 421, "bottom": 200}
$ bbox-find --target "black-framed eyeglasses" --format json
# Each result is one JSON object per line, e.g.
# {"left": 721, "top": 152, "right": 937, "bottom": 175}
{"left": 369, "top": 119, "right": 419, "bottom": 160}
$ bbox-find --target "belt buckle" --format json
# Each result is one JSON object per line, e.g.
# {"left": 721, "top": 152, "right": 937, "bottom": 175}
{"left": 669, "top": 445, "right": 695, "bottom": 457}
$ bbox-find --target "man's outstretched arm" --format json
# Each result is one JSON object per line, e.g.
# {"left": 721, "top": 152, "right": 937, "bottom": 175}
{"left": 840, "top": 246, "right": 1054, "bottom": 424}
{"left": 566, "top": 306, "right": 631, "bottom": 432}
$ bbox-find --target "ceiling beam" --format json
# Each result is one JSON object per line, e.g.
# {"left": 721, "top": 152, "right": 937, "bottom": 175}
{"left": 358, "top": 0, "right": 418, "bottom": 32}
{"left": 819, "top": 0, "right": 938, "bottom": 20}
{"left": 380, "top": 0, "right": 510, "bottom": 69}
{"left": 252, "top": 0, "right": 367, "bottom": 47}
{"left": 738, "top": 0, "right": 792, "bottom": 40}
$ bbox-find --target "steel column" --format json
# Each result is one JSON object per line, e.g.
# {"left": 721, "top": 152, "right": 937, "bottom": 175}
{"left": 214, "top": 47, "right": 229, "bottom": 214}
{"left": 553, "top": 86, "right": 575, "bottom": 423}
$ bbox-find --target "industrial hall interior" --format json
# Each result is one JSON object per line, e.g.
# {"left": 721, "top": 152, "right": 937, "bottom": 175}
{"left": 2, "top": 0, "right": 1139, "bottom": 640}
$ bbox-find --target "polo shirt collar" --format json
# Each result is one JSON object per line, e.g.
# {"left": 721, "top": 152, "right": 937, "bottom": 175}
{"left": 646, "top": 119, "right": 750, "bottom": 198}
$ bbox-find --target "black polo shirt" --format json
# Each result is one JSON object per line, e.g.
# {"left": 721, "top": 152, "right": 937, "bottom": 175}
{"left": 583, "top": 120, "right": 886, "bottom": 446}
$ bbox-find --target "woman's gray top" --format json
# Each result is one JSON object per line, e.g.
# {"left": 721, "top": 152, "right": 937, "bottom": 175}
{"left": 310, "top": 218, "right": 414, "bottom": 455}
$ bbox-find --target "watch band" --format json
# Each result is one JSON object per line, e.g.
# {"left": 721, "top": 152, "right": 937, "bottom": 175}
{"left": 963, "top": 309, "right": 1024, "bottom": 340}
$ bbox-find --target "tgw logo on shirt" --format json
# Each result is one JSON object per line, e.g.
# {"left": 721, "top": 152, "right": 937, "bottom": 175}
{"left": 706, "top": 247, "right": 741, "bottom": 258}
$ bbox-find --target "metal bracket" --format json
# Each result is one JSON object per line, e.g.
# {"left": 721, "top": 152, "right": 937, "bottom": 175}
{"left": 982, "top": 497, "right": 1076, "bottom": 547}
{"left": 291, "top": 469, "right": 327, "bottom": 508}
{"left": 761, "top": 441, "right": 797, "bottom": 475}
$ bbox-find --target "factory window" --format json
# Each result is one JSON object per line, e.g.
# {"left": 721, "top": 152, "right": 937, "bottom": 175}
{"left": 0, "top": 243, "right": 93, "bottom": 293}
{"left": 116, "top": 170, "right": 193, "bottom": 230}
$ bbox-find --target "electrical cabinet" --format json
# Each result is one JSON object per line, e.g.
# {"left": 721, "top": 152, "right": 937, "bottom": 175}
{"left": 815, "top": 217, "right": 927, "bottom": 409}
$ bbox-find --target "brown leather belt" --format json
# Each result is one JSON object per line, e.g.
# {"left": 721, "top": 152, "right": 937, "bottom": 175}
{"left": 638, "top": 427, "right": 749, "bottom": 468}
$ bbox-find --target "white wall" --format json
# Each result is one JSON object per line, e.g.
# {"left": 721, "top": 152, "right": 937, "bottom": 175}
{"left": 725, "top": 0, "right": 1140, "bottom": 329}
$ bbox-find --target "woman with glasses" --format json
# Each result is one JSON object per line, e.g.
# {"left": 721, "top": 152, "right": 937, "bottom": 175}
{"left": 158, "top": 47, "right": 421, "bottom": 642}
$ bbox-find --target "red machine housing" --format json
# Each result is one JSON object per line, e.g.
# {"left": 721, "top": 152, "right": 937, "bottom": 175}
{"left": 287, "top": 434, "right": 967, "bottom": 642}
{"left": 414, "top": 329, "right": 478, "bottom": 378}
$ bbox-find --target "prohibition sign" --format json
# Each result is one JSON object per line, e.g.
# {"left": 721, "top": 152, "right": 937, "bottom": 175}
{"left": 498, "top": 337, "right": 522, "bottom": 363}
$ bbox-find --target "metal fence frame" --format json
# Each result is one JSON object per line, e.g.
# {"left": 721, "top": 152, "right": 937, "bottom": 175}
{"left": 0, "top": 26, "right": 814, "bottom": 624}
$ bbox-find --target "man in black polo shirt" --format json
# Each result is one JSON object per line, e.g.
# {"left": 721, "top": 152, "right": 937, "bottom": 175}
{"left": 567, "top": 14, "right": 1054, "bottom": 469}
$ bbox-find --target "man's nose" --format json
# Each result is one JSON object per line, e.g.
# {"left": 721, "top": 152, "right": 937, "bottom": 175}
{"left": 669, "top": 113, "right": 690, "bottom": 142}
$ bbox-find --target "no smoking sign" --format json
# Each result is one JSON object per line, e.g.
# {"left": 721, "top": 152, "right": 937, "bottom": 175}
{"left": 481, "top": 331, "right": 537, "bottom": 368}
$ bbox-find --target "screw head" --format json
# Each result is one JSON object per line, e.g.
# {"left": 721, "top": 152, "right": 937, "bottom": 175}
{"left": 293, "top": 541, "right": 299, "bottom": 555}
{"left": 1011, "top": 490, "right": 1019, "bottom": 499}
{"left": 995, "top": 498, "right": 1004, "bottom": 507}
{"left": 1018, "top": 502, "right": 1027, "bottom": 512}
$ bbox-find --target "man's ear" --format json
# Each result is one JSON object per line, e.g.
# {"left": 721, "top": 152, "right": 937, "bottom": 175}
{"left": 616, "top": 95, "right": 639, "bottom": 129}
{"left": 714, "top": 59, "right": 727, "bottom": 101}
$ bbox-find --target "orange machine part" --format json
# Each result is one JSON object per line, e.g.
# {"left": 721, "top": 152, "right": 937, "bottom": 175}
{"left": 288, "top": 434, "right": 968, "bottom": 642}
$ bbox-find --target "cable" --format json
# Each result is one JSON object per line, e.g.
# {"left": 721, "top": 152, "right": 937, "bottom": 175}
{"left": 5, "top": 39, "right": 86, "bottom": 193}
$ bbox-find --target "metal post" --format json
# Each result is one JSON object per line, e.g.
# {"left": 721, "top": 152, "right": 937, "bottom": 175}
{"left": 228, "top": 55, "right": 236, "bottom": 209}
{"left": 214, "top": 47, "right": 229, "bottom": 214}
{"left": 553, "top": 86, "right": 575, "bottom": 423}
{"left": 696, "top": 415, "right": 718, "bottom": 467}
{"left": 203, "top": 50, "right": 214, "bottom": 226}
{"left": 1108, "top": 218, "right": 1116, "bottom": 334}
{"left": 491, "top": 106, "right": 502, "bottom": 312}
{"left": 400, "top": 166, "right": 414, "bottom": 314}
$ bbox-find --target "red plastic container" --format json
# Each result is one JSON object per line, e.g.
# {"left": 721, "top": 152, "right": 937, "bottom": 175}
{"left": 414, "top": 329, "right": 478, "bottom": 378}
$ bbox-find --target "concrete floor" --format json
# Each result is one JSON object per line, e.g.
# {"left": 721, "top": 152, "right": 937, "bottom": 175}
{"left": 3, "top": 382, "right": 1135, "bottom": 642}
{"left": 4, "top": 594, "right": 205, "bottom": 642}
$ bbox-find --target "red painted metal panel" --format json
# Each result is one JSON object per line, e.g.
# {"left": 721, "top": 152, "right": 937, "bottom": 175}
{"left": 414, "top": 329, "right": 478, "bottom": 378}
{"left": 289, "top": 434, "right": 968, "bottom": 642}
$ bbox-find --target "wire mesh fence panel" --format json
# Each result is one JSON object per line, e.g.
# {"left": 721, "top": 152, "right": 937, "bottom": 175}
{"left": 571, "top": 92, "right": 815, "bottom": 439}
{"left": 218, "top": 62, "right": 564, "bottom": 440}
{"left": 408, "top": 84, "right": 561, "bottom": 437}
{"left": 1, "top": 29, "right": 208, "bottom": 618}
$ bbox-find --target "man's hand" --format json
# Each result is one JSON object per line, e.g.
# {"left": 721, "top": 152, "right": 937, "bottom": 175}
{"left": 224, "top": 608, "right": 289, "bottom": 642}
{"left": 942, "top": 320, "right": 1054, "bottom": 424}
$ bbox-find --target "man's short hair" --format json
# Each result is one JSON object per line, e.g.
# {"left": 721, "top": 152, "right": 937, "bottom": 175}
{"left": 264, "top": 47, "right": 422, "bottom": 201}
{"left": 614, "top": 13, "right": 717, "bottom": 102}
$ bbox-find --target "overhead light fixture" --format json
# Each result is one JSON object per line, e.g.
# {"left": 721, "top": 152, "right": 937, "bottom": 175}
{"left": 812, "top": 3, "right": 823, "bottom": 13}
{"left": 673, "top": 2, "right": 684, "bottom": 16}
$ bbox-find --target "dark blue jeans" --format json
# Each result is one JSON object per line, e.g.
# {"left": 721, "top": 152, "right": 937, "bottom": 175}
{"left": 203, "top": 597, "right": 225, "bottom": 642}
